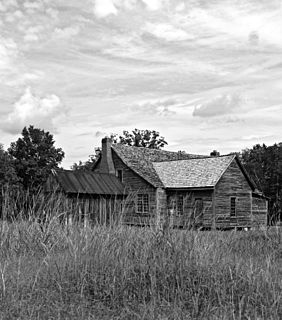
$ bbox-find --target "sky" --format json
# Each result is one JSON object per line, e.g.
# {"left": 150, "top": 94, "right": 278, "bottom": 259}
{"left": 1, "top": 0, "right": 282, "bottom": 168}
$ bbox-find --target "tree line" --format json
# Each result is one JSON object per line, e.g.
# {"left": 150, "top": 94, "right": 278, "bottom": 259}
{"left": 1, "top": 125, "right": 281, "bottom": 223}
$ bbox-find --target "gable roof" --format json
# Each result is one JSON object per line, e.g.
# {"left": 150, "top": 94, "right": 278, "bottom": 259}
{"left": 111, "top": 144, "right": 204, "bottom": 187}
{"left": 152, "top": 155, "right": 236, "bottom": 189}
{"left": 48, "top": 170, "right": 126, "bottom": 195}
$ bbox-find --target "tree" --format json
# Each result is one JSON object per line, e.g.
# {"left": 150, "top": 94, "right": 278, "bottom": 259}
{"left": 112, "top": 129, "right": 167, "bottom": 149}
{"left": 8, "top": 126, "right": 65, "bottom": 190}
{"left": 0, "top": 144, "right": 19, "bottom": 188}
{"left": 71, "top": 150, "right": 100, "bottom": 171}
{"left": 210, "top": 150, "right": 220, "bottom": 157}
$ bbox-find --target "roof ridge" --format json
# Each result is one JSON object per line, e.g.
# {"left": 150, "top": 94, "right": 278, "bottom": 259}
{"left": 112, "top": 143, "right": 202, "bottom": 154}
{"left": 152, "top": 154, "right": 234, "bottom": 163}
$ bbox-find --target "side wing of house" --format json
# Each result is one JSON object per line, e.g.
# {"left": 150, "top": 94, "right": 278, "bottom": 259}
{"left": 214, "top": 158, "right": 253, "bottom": 228}
{"left": 93, "top": 138, "right": 160, "bottom": 226}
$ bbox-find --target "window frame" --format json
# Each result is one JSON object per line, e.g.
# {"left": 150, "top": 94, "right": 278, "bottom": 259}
{"left": 193, "top": 198, "right": 204, "bottom": 217}
{"left": 116, "top": 169, "right": 123, "bottom": 182}
{"left": 136, "top": 194, "right": 149, "bottom": 215}
{"left": 176, "top": 194, "right": 184, "bottom": 216}
{"left": 230, "top": 196, "right": 237, "bottom": 217}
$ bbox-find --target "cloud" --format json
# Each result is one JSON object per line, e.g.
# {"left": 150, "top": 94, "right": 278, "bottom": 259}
{"left": 4, "top": 87, "right": 67, "bottom": 134}
{"left": 54, "top": 26, "right": 80, "bottom": 39}
{"left": 142, "top": 0, "right": 163, "bottom": 11}
{"left": 130, "top": 98, "right": 178, "bottom": 117}
{"left": 23, "top": 1, "right": 43, "bottom": 10}
{"left": 175, "top": 2, "right": 185, "bottom": 12}
{"left": 144, "top": 22, "right": 194, "bottom": 41}
{"left": 0, "top": 0, "right": 18, "bottom": 12}
{"left": 92, "top": 0, "right": 166, "bottom": 18}
{"left": 23, "top": 25, "right": 44, "bottom": 42}
{"left": 93, "top": 0, "right": 118, "bottom": 18}
{"left": 248, "top": 31, "right": 259, "bottom": 46}
{"left": 193, "top": 93, "right": 244, "bottom": 118}
{"left": 0, "top": 37, "right": 18, "bottom": 72}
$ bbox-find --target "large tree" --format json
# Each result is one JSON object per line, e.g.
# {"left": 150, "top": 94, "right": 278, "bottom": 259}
{"left": 8, "top": 126, "right": 65, "bottom": 190}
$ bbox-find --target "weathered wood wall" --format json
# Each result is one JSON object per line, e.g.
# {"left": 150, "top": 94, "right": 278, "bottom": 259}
{"left": 166, "top": 190, "right": 213, "bottom": 228}
{"left": 252, "top": 196, "right": 268, "bottom": 227}
{"left": 58, "top": 194, "right": 125, "bottom": 225}
{"left": 214, "top": 158, "right": 253, "bottom": 228}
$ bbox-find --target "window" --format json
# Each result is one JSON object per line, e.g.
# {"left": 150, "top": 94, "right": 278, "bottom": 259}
{"left": 116, "top": 169, "right": 123, "bottom": 182}
{"left": 230, "top": 197, "right": 236, "bottom": 216}
{"left": 136, "top": 194, "right": 149, "bottom": 214}
{"left": 193, "top": 198, "right": 203, "bottom": 217}
{"left": 177, "top": 195, "right": 184, "bottom": 215}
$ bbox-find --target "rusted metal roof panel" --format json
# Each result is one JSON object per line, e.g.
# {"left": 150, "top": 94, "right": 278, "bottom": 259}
{"left": 53, "top": 170, "right": 126, "bottom": 195}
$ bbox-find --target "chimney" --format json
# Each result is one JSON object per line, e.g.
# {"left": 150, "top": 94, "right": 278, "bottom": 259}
{"left": 100, "top": 137, "right": 115, "bottom": 175}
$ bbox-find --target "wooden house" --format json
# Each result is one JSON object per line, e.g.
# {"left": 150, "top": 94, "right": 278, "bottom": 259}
{"left": 92, "top": 138, "right": 268, "bottom": 229}
{"left": 46, "top": 170, "right": 126, "bottom": 225}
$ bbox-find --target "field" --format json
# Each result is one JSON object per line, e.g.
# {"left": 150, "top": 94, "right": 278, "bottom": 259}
{"left": 0, "top": 215, "right": 282, "bottom": 319}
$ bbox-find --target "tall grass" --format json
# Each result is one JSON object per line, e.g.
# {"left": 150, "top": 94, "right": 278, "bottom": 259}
{"left": 0, "top": 190, "right": 281, "bottom": 319}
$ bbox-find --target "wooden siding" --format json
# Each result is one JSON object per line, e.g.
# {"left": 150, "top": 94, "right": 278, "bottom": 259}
{"left": 95, "top": 150, "right": 158, "bottom": 226}
{"left": 46, "top": 193, "right": 124, "bottom": 226}
{"left": 252, "top": 197, "right": 267, "bottom": 227}
{"left": 167, "top": 190, "right": 213, "bottom": 228}
{"left": 214, "top": 159, "right": 252, "bottom": 228}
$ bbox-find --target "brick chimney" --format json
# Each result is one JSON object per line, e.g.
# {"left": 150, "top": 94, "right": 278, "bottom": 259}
{"left": 100, "top": 137, "right": 115, "bottom": 175}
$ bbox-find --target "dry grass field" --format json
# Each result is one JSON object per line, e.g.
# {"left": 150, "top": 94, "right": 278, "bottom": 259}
{"left": 0, "top": 214, "right": 282, "bottom": 319}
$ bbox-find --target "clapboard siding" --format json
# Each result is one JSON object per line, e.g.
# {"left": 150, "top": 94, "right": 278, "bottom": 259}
{"left": 167, "top": 190, "right": 213, "bottom": 228}
{"left": 113, "top": 150, "right": 157, "bottom": 224}
{"left": 252, "top": 197, "right": 267, "bottom": 227}
{"left": 214, "top": 158, "right": 252, "bottom": 228}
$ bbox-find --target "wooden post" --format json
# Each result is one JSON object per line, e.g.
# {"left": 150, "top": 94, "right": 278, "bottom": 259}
{"left": 212, "top": 189, "right": 216, "bottom": 230}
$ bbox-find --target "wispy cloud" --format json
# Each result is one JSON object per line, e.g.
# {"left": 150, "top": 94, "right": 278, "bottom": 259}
{"left": 193, "top": 93, "right": 245, "bottom": 118}
{"left": 143, "top": 22, "right": 194, "bottom": 41}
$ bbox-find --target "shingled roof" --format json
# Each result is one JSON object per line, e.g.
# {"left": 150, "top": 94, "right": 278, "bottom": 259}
{"left": 48, "top": 170, "right": 126, "bottom": 195}
{"left": 111, "top": 144, "right": 203, "bottom": 187}
{"left": 152, "top": 155, "right": 236, "bottom": 188}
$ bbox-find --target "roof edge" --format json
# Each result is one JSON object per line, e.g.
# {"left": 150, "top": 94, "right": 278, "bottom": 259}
{"left": 213, "top": 154, "right": 236, "bottom": 187}
{"left": 111, "top": 148, "right": 160, "bottom": 188}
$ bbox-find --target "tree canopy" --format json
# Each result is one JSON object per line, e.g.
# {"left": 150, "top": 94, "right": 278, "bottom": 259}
{"left": 112, "top": 129, "right": 168, "bottom": 149}
{"left": 8, "top": 126, "right": 65, "bottom": 190}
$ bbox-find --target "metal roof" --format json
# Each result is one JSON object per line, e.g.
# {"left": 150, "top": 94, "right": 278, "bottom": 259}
{"left": 152, "top": 155, "right": 235, "bottom": 188}
{"left": 53, "top": 170, "right": 126, "bottom": 195}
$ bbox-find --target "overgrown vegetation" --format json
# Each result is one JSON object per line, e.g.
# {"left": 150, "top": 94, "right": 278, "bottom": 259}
{"left": 0, "top": 192, "right": 281, "bottom": 319}
{"left": 241, "top": 143, "right": 282, "bottom": 223}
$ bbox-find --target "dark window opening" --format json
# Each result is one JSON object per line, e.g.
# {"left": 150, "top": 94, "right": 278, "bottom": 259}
{"left": 117, "top": 169, "right": 123, "bottom": 182}
{"left": 177, "top": 195, "right": 184, "bottom": 215}
{"left": 230, "top": 197, "right": 236, "bottom": 216}
{"left": 137, "top": 194, "right": 149, "bottom": 214}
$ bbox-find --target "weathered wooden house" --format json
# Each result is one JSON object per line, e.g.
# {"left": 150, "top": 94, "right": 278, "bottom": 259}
{"left": 46, "top": 170, "right": 126, "bottom": 224}
{"left": 92, "top": 137, "right": 268, "bottom": 229}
